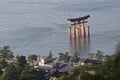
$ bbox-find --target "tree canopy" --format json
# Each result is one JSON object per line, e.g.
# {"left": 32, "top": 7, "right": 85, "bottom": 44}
{"left": 0, "top": 46, "right": 14, "bottom": 60}
{"left": 70, "top": 52, "right": 80, "bottom": 63}
{"left": 0, "top": 58, "right": 7, "bottom": 69}
{"left": 58, "top": 52, "right": 71, "bottom": 62}
{"left": 28, "top": 54, "right": 38, "bottom": 63}
{"left": 16, "top": 55, "right": 27, "bottom": 67}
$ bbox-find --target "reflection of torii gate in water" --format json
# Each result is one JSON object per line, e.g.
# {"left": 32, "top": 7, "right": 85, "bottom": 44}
{"left": 67, "top": 15, "right": 90, "bottom": 57}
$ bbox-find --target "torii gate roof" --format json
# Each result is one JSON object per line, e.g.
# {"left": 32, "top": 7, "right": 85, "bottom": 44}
{"left": 68, "top": 15, "right": 90, "bottom": 22}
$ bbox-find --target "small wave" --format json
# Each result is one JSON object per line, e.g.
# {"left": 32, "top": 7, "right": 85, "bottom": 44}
{"left": 10, "top": 1, "right": 62, "bottom": 5}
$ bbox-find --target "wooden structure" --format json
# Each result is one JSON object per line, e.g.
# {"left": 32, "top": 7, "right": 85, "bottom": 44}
{"left": 68, "top": 15, "right": 91, "bottom": 56}
{"left": 68, "top": 15, "right": 90, "bottom": 38}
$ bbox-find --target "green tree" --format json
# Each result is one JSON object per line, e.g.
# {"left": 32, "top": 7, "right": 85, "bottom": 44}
{"left": 47, "top": 51, "right": 53, "bottom": 58}
{"left": 0, "top": 64, "right": 19, "bottom": 80}
{"left": 95, "top": 50, "right": 103, "bottom": 60}
{"left": 6, "top": 52, "right": 14, "bottom": 60}
{"left": 17, "top": 55, "right": 27, "bottom": 67}
{"left": 20, "top": 67, "right": 46, "bottom": 80}
{"left": 60, "top": 67, "right": 81, "bottom": 80}
{"left": 58, "top": 52, "right": 70, "bottom": 62}
{"left": 70, "top": 52, "right": 80, "bottom": 63}
{"left": 111, "top": 43, "right": 120, "bottom": 80}
{"left": 0, "top": 46, "right": 14, "bottom": 59}
{"left": 81, "top": 43, "right": 120, "bottom": 80}
{"left": 114, "top": 43, "right": 120, "bottom": 67}
{"left": 28, "top": 54, "right": 38, "bottom": 66}
{"left": 16, "top": 54, "right": 19, "bottom": 60}
{"left": 0, "top": 58, "right": 7, "bottom": 69}
{"left": 88, "top": 53, "right": 95, "bottom": 59}
{"left": 0, "top": 69, "right": 3, "bottom": 75}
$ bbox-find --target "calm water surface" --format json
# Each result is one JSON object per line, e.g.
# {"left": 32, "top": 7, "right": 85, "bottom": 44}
{"left": 0, "top": 0, "right": 120, "bottom": 57}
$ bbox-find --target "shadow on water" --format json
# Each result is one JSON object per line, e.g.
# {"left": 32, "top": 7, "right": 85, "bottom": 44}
{"left": 69, "top": 37, "right": 90, "bottom": 58}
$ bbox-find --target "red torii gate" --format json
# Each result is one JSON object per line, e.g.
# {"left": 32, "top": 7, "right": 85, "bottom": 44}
{"left": 68, "top": 15, "right": 90, "bottom": 38}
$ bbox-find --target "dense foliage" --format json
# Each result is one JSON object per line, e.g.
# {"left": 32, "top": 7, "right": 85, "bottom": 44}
{"left": 0, "top": 43, "right": 120, "bottom": 80}
{"left": 0, "top": 46, "right": 47, "bottom": 80}
{"left": 59, "top": 43, "right": 120, "bottom": 80}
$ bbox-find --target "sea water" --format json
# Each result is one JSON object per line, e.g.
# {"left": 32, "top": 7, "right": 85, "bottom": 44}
{"left": 0, "top": 0, "right": 120, "bottom": 57}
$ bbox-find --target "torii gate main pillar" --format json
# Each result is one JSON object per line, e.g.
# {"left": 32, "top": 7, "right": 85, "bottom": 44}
{"left": 68, "top": 15, "right": 90, "bottom": 38}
